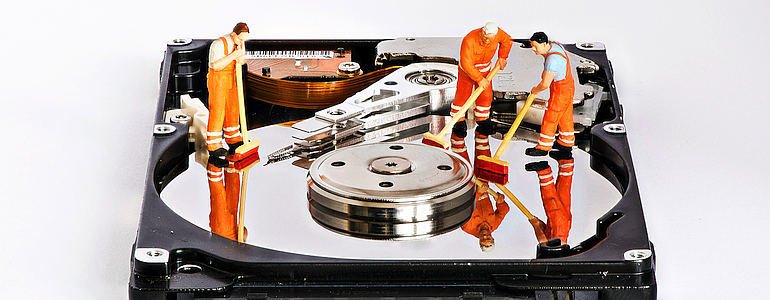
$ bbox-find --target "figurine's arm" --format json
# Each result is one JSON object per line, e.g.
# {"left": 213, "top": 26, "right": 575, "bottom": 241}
{"left": 489, "top": 189, "right": 505, "bottom": 205}
{"left": 459, "top": 39, "right": 485, "bottom": 85}
{"left": 491, "top": 200, "right": 510, "bottom": 230}
{"left": 209, "top": 40, "right": 245, "bottom": 71}
{"left": 531, "top": 70, "right": 555, "bottom": 95}
{"left": 495, "top": 29, "right": 513, "bottom": 71}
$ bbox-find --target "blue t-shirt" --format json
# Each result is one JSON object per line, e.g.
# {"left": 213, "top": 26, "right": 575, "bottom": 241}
{"left": 544, "top": 43, "right": 568, "bottom": 82}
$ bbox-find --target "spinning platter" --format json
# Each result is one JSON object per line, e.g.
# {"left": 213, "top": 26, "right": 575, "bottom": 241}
{"left": 131, "top": 37, "right": 656, "bottom": 299}
{"left": 307, "top": 143, "right": 475, "bottom": 240}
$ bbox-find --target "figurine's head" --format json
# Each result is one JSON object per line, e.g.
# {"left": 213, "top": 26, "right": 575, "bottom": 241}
{"left": 480, "top": 22, "right": 498, "bottom": 45}
{"left": 478, "top": 224, "right": 495, "bottom": 252}
{"left": 529, "top": 32, "right": 550, "bottom": 55}
{"left": 231, "top": 22, "right": 250, "bottom": 46}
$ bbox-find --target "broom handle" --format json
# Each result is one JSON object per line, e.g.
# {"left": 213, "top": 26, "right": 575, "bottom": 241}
{"left": 238, "top": 168, "right": 249, "bottom": 243}
{"left": 434, "top": 65, "right": 500, "bottom": 138}
{"left": 491, "top": 92, "right": 537, "bottom": 159}
{"left": 235, "top": 52, "right": 249, "bottom": 142}
{"left": 494, "top": 183, "right": 536, "bottom": 220}
{"left": 235, "top": 51, "right": 249, "bottom": 243}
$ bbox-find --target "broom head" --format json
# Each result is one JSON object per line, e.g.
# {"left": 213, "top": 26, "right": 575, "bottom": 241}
{"left": 474, "top": 167, "right": 509, "bottom": 185}
{"left": 421, "top": 133, "right": 450, "bottom": 150}
{"left": 475, "top": 155, "right": 509, "bottom": 175}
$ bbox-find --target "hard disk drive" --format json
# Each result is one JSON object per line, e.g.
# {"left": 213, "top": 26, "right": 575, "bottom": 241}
{"left": 130, "top": 36, "right": 656, "bottom": 299}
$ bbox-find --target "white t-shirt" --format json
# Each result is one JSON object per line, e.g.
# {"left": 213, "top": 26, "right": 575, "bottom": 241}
{"left": 208, "top": 35, "right": 235, "bottom": 69}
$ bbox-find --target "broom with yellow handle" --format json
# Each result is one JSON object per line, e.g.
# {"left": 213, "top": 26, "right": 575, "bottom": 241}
{"left": 422, "top": 65, "right": 500, "bottom": 149}
{"left": 233, "top": 51, "right": 260, "bottom": 243}
{"left": 475, "top": 92, "right": 537, "bottom": 179}
{"left": 491, "top": 182, "right": 548, "bottom": 243}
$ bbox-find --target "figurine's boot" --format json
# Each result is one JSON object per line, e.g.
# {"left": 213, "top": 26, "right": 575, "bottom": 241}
{"left": 450, "top": 133, "right": 470, "bottom": 163}
{"left": 534, "top": 165, "right": 571, "bottom": 243}
{"left": 222, "top": 123, "right": 243, "bottom": 150}
{"left": 207, "top": 163, "right": 237, "bottom": 240}
{"left": 474, "top": 131, "right": 491, "bottom": 171}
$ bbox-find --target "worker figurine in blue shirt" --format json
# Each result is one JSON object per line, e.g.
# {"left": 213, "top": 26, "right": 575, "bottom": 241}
{"left": 525, "top": 32, "right": 575, "bottom": 156}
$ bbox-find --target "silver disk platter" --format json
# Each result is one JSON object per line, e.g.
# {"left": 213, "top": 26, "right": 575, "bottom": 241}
{"left": 307, "top": 143, "right": 475, "bottom": 240}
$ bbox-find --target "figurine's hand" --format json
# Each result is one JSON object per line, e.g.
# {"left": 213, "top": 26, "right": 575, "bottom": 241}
{"left": 476, "top": 181, "right": 489, "bottom": 194}
{"left": 232, "top": 48, "right": 246, "bottom": 64}
{"left": 492, "top": 191, "right": 505, "bottom": 204}
{"left": 496, "top": 58, "right": 507, "bottom": 70}
{"left": 479, "top": 78, "right": 491, "bottom": 91}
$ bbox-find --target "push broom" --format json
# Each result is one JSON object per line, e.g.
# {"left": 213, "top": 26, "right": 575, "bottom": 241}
{"left": 232, "top": 56, "right": 260, "bottom": 243}
{"left": 422, "top": 65, "right": 500, "bottom": 149}
{"left": 475, "top": 92, "right": 537, "bottom": 179}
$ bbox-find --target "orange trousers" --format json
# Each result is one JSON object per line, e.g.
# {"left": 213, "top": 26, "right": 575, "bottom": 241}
{"left": 473, "top": 131, "right": 491, "bottom": 167}
{"left": 206, "top": 64, "right": 243, "bottom": 152}
{"left": 535, "top": 159, "right": 573, "bottom": 243}
{"left": 536, "top": 79, "right": 575, "bottom": 151}
{"left": 450, "top": 133, "right": 470, "bottom": 163}
{"left": 451, "top": 68, "right": 493, "bottom": 121}
{"left": 207, "top": 163, "right": 241, "bottom": 240}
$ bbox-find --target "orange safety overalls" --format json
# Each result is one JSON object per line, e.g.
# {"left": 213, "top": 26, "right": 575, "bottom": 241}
{"left": 206, "top": 36, "right": 244, "bottom": 152}
{"left": 451, "top": 28, "right": 512, "bottom": 122}
{"left": 535, "top": 42, "right": 575, "bottom": 151}
{"left": 207, "top": 162, "right": 241, "bottom": 240}
{"left": 534, "top": 158, "right": 573, "bottom": 243}
{"left": 461, "top": 190, "right": 510, "bottom": 238}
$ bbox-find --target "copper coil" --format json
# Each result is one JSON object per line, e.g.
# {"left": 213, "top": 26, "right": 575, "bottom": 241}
{"left": 244, "top": 67, "right": 400, "bottom": 109}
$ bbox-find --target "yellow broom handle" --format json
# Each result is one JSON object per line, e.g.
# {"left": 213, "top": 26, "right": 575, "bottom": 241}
{"left": 494, "top": 183, "right": 535, "bottom": 220}
{"left": 435, "top": 66, "right": 500, "bottom": 138}
{"left": 237, "top": 168, "right": 249, "bottom": 243}
{"left": 236, "top": 58, "right": 249, "bottom": 142}
{"left": 492, "top": 92, "right": 536, "bottom": 159}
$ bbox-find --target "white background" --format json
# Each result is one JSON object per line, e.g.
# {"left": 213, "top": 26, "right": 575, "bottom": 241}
{"left": 1, "top": 0, "right": 768, "bottom": 299}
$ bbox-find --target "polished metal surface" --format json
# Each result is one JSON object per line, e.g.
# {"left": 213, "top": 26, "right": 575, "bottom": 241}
{"left": 153, "top": 124, "right": 176, "bottom": 135}
{"left": 575, "top": 42, "right": 606, "bottom": 51}
{"left": 161, "top": 125, "right": 621, "bottom": 260}
{"left": 308, "top": 143, "right": 475, "bottom": 240}
{"left": 266, "top": 63, "right": 458, "bottom": 164}
{"left": 405, "top": 69, "right": 456, "bottom": 86}
{"left": 166, "top": 38, "right": 192, "bottom": 46}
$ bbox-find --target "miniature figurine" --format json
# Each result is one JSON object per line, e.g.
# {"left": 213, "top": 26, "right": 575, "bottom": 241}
{"left": 462, "top": 181, "right": 510, "bottom": 252}
{"left": 206, "top": 22, "right": 249, "bottom": 158}
{"left": 206, "top": 160, "right": 241, "bottom": 240}
{"left": 524, "top": 32, "right": 575, "bottom": 156}
{"left": 524, "top": 150, "right": 574, "bottom": 245}
{"left": 205, "top": 22, "right": 250, "bottom": 240}
{"left": 450, "top": 22, "right": 512, "bottom": 164}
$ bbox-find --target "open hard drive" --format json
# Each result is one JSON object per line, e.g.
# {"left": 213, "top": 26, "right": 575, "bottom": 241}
{"left": 130, "top": 33, "right": 656, "bottom": 299}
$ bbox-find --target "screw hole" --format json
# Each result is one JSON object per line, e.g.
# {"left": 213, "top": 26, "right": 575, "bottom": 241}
{"left": 328, "top": 109, "right": 345, "bottom": 116}
{"left": 384, "top": 81, "right": 398, "bottom": 85}
{"left": 389, "top": 145, "right": 404, "bottom": 150}
{"left": 379, "top": 182, "right": 394, "bottom": 188}
{"left": 437, "top": 165, "right": 452, "bottom": 171}
{"left": 177, "top": 264, "right": 202, "bottom": 274}
{"left": 331, "top": 161, "right": 346, "bottom": 167}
